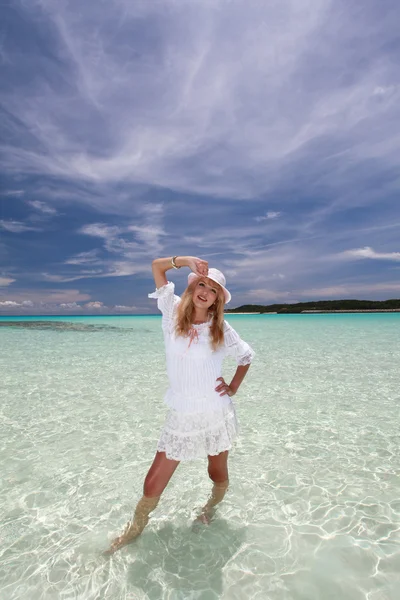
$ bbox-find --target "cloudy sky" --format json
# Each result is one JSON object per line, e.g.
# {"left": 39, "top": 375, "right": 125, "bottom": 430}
{"left": 1, "top": 0, "right": 400, "bottom": 314}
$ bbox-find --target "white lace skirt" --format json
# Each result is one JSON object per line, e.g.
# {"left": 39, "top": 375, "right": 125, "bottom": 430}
{"left": 157, "top": 401, "right": 239, "bottom": 461}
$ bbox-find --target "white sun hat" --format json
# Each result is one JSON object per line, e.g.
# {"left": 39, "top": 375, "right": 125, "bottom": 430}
{"left": 187, "top": 267, "right": 231, "bottom": 304}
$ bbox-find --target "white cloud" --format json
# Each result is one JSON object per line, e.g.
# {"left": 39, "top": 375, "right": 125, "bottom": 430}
{"left": 0, "top": 298, "right": 144, "bottom": 314}
{"left": 84, "top": 301, "right": 104, "bottom": 309}
{"left": 2, "top": 0, "right": 399, "bottom": 205}
{"left": 78, "top": 222, "right": 142, "bottom": 255}
{"left": 41, "top": 271, "right": 104, "bottom": 282}
{"left": 255, "top": 211, "right": 282, "bottom": 222}
{"left": 223, "top": 269, "right": 237, "bottom": 279}
{"left": 127, "top": 225, "right": 167, "bottom": 252}
{"left": 79, "top": 223, "right": 121, "bottom": 238}
{"left": 337, "top": 246, "right": 400, "bottom": 262}
{"left": 127, "top": 203, "right": 166, "bottom": 254}
{"left": 106, "top": 262, "right": 139, "bottom": 277}
{"left": 114, "top": 304, "right": 137, "bottom": 312}
{"left": 41, "top": 260, "right": 140, "bottom": 282}
{"left": 79, "top": 223, "right": 121, "bottom": 240}
{"left": 373, "top": 85, "right": 399, "bottom": 96}
{"left": 0, "top": 220, "right": 41, "bottom": 233}
{"left": 75, "top": 211, "right": 167, "bottom": 273}
{"left": 0, "top": 290, "right": 108, "bottom": 314}
{"left": 254, "top": 273, "right": 285, "bottom": 282}
{"left": 183, "top": 235, "right": 203, "bottom": 244}
{"left": 59, "top": 302, "right": 82, "bottom": 310}
{"left": 242, "top": 281, "right": 400, "bottom": 304}
{"left": 65, "top": 249, "right": 101, "bottom": 265}
{"left": 27, "top": 200, "right": 58, "bottom": 215}
{"left": 297, "top": 282, "right": 400, "bottom": 298}
{"left": 0, "top": 289, "right": 91, "bottom": 304}
{"left": 241, "top": 289, "right": 293, "bottom": 302}
{"left": 1, "top": 190, "right": 24, "bottom": 197}
{"left": 0, "top": 276, "right": 15, "bottom": 286}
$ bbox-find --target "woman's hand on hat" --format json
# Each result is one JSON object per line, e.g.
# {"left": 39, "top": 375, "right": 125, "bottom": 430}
{"left": 215, "top": 377, "right": 236, "bottom": 397}
{"left": 188, "top": 256, "right": 208, "bottom": 278}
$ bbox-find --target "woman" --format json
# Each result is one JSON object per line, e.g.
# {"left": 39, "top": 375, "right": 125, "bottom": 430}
{"left": 106, "top": 255, "right": 255, "bottom": 554}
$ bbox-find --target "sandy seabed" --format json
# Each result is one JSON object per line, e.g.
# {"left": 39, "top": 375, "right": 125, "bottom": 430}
{"left": 1, "top": 314, "right": 399, "bottom": 599}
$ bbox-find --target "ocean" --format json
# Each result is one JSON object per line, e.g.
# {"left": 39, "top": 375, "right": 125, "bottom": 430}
{"left": 1, "top": 314, "right": 399, "bottom": 600}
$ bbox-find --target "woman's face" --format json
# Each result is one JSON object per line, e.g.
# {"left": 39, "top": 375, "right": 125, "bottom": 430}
{"left": 192, "top": 278, "right": 221, "bottom": 310}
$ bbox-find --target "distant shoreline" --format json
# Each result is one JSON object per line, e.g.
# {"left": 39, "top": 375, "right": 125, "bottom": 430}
{"left": 301, "top": 309, "right": 400, "bottom": 313}
{"left": 2, "top": 298, "right": 400, "bottom": 317}
{"left": 225, "top": 312, "right": 261, "bottom": 315}
{"left": 225, "top": 298, "right": 400, "bottom": 314}
{"left": 225, "top": 309, "right": 400, "bottom": 314}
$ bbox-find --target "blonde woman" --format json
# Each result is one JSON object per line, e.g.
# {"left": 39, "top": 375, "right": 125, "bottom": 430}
{"left": 105, "top": 256, "right": 255, "bottom": 554}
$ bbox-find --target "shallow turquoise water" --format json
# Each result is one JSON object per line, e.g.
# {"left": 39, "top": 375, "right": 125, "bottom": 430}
{"left": 0, "top": 314, "right": 399, "bottom": 600}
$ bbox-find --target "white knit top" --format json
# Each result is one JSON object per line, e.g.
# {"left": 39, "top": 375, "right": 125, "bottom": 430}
{"left": 148, "top": 281, "right": 255, "bottom": 413}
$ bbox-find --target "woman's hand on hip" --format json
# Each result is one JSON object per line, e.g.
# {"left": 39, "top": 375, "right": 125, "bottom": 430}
{"left": 215, "top": 377, "right": 236, "bottom": 397}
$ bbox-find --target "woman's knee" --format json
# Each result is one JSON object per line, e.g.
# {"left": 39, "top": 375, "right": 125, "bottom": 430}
{"left": 143, "top": 452, "right": 179, "bottom": 497}
{"left": 208, "top": 462, "right": 229, "bottom": 483}
{"left": 208, "top": 451, "right": 229, "bottom": 483}
{"left": 208, "top": 469, "right": 228, "bottom": 483}
{"left": 143, "top": 469, "right": 173, "bottom": 497}
{"left": 143, "top": 475, "right": 164, "bottom": 498}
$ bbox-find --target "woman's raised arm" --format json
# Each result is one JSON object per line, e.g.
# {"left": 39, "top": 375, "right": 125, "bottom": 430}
{"left": 151, "top": 256, "right": 208, "bottom": 289}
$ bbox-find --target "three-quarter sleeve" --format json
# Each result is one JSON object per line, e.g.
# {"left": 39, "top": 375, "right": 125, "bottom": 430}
{"left": 223, "top": 320, "right": 255, "bottom": 366}
{"left": 148, "top": 281, "right": 181, "bottom": 332}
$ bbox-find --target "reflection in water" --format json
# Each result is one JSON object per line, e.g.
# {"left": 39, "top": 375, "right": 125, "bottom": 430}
{"left": 0, "top": 321, "right": 125, "bottom": 332}
{"left": 106, "top": 521, "right": 247, "bottom": 600}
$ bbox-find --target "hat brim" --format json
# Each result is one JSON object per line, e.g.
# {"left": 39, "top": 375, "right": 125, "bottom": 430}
{"left": 188, "top": 272, "right": 231, "bottom": 304}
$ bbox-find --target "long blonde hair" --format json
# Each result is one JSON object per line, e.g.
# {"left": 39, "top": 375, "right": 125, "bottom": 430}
{"left": 175, "top": 276, "right": 226, "bottom": 351}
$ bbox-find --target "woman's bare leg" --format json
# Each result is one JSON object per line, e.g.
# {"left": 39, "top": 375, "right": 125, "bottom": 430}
{"left": 105, "top": 451, "right": 179, "bottom": 554}
{"left": 142, "top": 450, "right": 180, "bottom": 497}
{"left": 198, "top": 450, "right": 229, "bottom": 524}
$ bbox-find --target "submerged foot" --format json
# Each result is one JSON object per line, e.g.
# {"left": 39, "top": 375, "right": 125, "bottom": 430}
{"left": 103, "top": 536, "right": 128, "bottom": 556}
{"left": 103, "top": 537, "right": 124, "bottom": 556}
{"left": 191, "top": 507, "right": 216, "bottom": 532}
{"left": 103, "top": 533, "right": 137, "bottom": 556}
{"left": 197, "top": 512, "right": 212, "bottom": 525}
{"left": 103, "top": 523, "right": 140, "bottom": 556}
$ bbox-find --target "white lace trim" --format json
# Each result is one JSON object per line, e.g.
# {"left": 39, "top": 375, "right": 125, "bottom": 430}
{"left": 223, "top": 320, "right": 255, "bottom": 365}
{"left": 237, "top": 349, "right": 255, "bottom": 365}
{"left": 148, "top": 281, "right": 175, "bottom": 299}
{"left": 148, "top": 281, "right": 180, "bottom": 332}
{"left": 191, "top": 316, "right": 212, "bottom": 329}
{"left": 157, "top": 403, "right": 238, "bottom": 461}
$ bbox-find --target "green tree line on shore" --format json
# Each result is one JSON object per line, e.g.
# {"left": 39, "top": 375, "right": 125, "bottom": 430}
{"left": 225, "top": 298, "right": 400, "bottom": 314}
